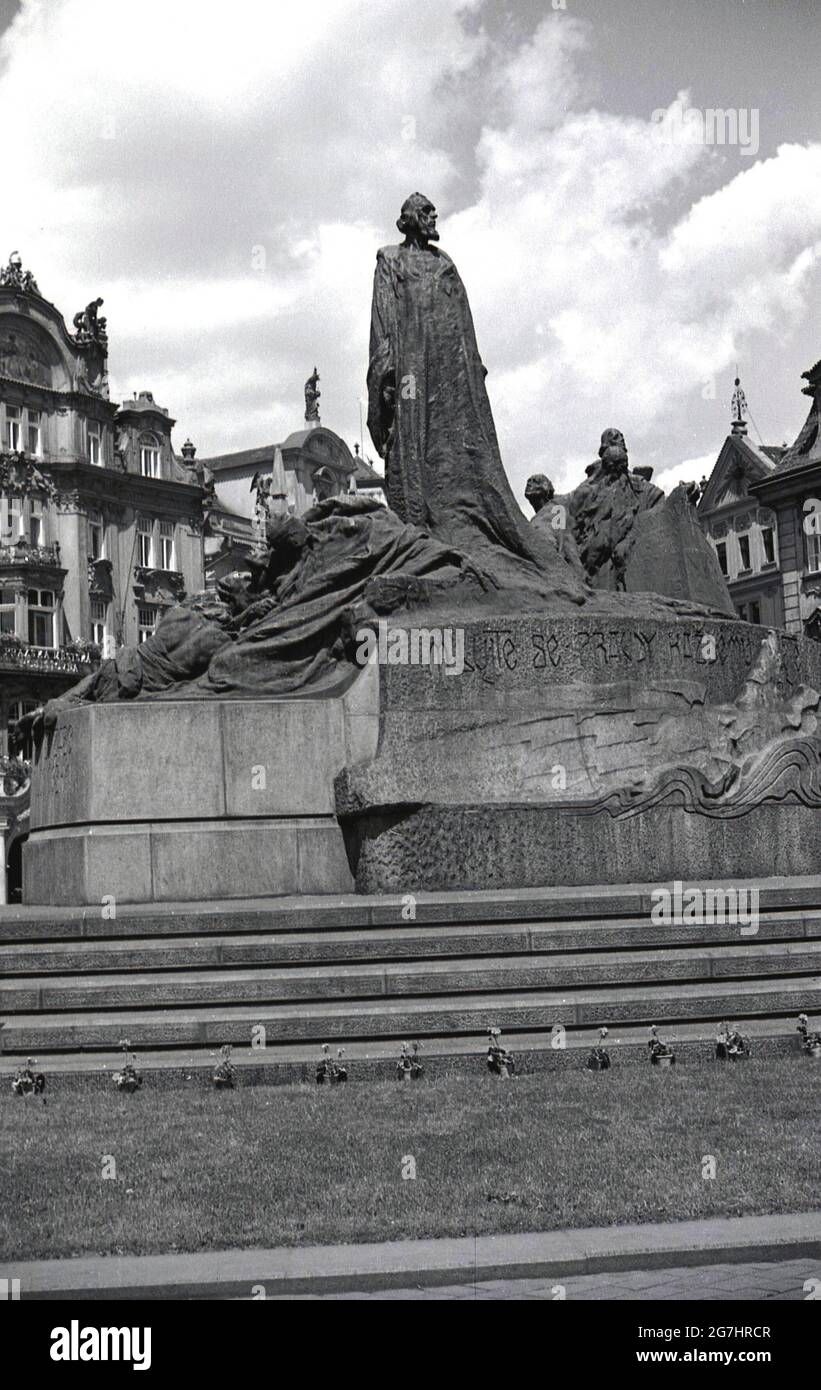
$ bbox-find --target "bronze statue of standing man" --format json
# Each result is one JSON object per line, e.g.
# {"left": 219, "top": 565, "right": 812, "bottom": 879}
{"left": 367, "top": 193, "right": 584, "bottom": 602}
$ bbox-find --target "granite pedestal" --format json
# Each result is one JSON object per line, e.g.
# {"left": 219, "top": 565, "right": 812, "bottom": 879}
{"left": 336, "top": 613, "right": 821, "bottom": 892}
{"left": 23, "top": 664, "right": 378, "bottom": 905}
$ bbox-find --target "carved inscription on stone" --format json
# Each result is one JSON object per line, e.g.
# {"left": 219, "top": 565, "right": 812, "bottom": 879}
{"left": 44, "top": 723, "right": 74, "bottom": 800}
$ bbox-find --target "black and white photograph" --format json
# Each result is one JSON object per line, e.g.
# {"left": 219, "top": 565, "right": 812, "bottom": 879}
{"left": 0, "top": 0, "right": 819, "bottom": 1364}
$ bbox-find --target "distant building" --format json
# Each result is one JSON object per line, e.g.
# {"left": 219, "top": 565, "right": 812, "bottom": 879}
{"left": 0, "top": 251, "right": 206, "bottom": 898}
{"left": 199, "top": 376, "right": 384, "bottom": 586}
{"left": 748, "top": 357, "right": 821, "bottom": 638}
{"left": 697, "top": 377, "right": 785, "bottom": 628}
{"left": 351, "top": 442, "right": 387, "bottom": 505}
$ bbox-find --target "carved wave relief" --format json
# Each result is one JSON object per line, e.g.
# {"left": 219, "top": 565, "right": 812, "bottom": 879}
{"left": 576, "top": 632, "right": 821, "bottom": 819}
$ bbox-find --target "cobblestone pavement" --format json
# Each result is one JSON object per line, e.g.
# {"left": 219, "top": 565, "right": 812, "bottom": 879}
{"left": 272, "top": 1258, "right": 820, "bottom": 1300}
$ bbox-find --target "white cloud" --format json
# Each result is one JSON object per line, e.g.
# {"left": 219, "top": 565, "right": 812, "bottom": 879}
{"left": 656, "top": 453, "right": 716, "bottom": 493}
{"left": 1, "top": 0, "right": 819, "bottom": 496}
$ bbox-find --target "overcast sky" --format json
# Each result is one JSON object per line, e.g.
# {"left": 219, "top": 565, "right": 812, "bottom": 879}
{"left": 1, "top": 0, "right": 820, "bottom": 498}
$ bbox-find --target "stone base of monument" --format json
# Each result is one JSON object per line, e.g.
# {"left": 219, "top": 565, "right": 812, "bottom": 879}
{"left": 22, "top": 664, "right": 378, "bottom": 906}
{"left": 341, "top": 801, "right": 821, "bottom": 894}
{"left": 335, "top": 612, "right": 821, "bottom": 894}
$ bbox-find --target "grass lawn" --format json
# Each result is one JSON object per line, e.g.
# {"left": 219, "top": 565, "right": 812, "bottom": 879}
{"left": 2, "top": 1060, "right": 819, "bottom": 1261}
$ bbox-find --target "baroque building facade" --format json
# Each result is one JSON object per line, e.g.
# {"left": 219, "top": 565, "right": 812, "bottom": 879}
{"left": 0, "top": 251, "right": 206, "bottom": 897}
{"left": 697, "top": 380, "right": 784, "bottom": 629}
{"left": 748, "top": 357, "right": 821, "bottom": 639}
{"left": 699, "top": 365, "right": 821, "bottom": 638}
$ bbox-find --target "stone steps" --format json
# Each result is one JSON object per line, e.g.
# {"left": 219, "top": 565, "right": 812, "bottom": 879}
{"left": 2, "top": 879, "right": 819, "bottom": 1074}
{"left": 2, "top": 941, "right": 820, "bottom": 1013}
{"left": 2, "top": 976, "right": 820, "bottom": 1054}
{"left": 3, "top": 876, "right": 821, "bottom": 941}
{"left": 1, "top": 910, "right": 817, "bottom": 975}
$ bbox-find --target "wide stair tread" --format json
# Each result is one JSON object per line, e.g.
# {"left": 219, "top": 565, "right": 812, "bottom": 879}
{"left": 2, "top": 909, "right": 819, "bottom": 974}
{"left": 2, "top": 941, "right": 821, "bottom": 1013}
{"left": 3, "top": 876, "right": 821, "bottom": 941}
{"left": 2, "top": 976, "right": 819, "bottom": 1054}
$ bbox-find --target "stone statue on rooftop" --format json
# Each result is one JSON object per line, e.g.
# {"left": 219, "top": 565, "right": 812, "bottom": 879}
{"left": 0, "top": 251, "right": 39, "bottom": 295}
{"left": 304, "top": 367, "right": 321, "bottom": 421}
{"left": 73, "top": 297, "right": 107, "bottom": 347}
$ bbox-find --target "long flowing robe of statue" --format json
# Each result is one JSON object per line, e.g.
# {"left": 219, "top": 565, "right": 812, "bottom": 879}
{"left": 198, "top": 498, "right": 471, "bottom": 697}
{"left": 27, "top": 499, "right": 475, "bottom": 728}
{"left": 367, "top": 244, "right": 586, "bottom": 604}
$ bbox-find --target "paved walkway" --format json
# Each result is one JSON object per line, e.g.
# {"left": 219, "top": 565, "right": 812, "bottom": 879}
{"left": 4, "top": 1212, "right": 820, "bottom": 1301}
{"left": 272, "top": 1257, "right": 819, "bottom": 1300}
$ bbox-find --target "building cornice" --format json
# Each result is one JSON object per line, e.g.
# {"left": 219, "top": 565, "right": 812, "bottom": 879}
{"left": 44, "top": 458, "right": 205, "bottom": 512}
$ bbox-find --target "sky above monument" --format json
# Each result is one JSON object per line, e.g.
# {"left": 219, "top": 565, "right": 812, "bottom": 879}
{"left": 0, "top": 0, "right": 819, "bottom": 498}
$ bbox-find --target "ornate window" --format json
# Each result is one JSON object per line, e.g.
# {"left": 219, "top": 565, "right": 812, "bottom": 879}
{"left": 27, "top": 588, "right": 55, "bottom": 647}
{"left": 807, "top": 531, "right": 821, "bottom": 574}
{"left": 0, "top": 585, "right": 17, "bottom": 635}
{"left": 761, "top": 526, "right": 776, "bottom": 566}
{"left": 1, "top": 496, "right": 23, "bottom": 540}
{"left": 26, "top": 409, "right": 42, "bottom": 457}
{"left": 137, "top": 605, "right": 156, "bottom": 643}
{"left": 139, "top": 434, "right": 161, "bottom": 479}
{"left": 90, "top": 598, "right": 111, "bottom": 654}
{"left": 88, "top": 509, "right": 105, "bottom": 561}
{"left": 29, "top": 496, "right": 43, "bottom": 547}
{"left": 4, "top": 405, "right": 21, "bottom": 451}
{"left": 87, "top": 421, "right": 102, "bottom": 466}
{"left": 136, "top": 515, "right": 154, "bottom": 568}
{"left": 738, "top": 534, "right": 751, "bottom": 571}
{"left": 158, "top": 519, "right": 176, "bottom": 570}
{"left": 715, "top": 542, "right": 728, "bottom": 576}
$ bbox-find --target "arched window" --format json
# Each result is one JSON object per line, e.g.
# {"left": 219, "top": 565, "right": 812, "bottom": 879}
{"left": 139, "top": 433, "right": 161, "bottom": 479}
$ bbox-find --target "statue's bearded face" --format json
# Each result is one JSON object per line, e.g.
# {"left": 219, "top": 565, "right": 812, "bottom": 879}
{"left": 399, "top": 194, "right": 439, "bottom": 245}
{"left": 416, "top": 201, "right": 439, "bottom": 243}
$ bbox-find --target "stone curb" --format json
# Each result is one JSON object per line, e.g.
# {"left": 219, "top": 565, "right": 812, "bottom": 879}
{"left": 4, "top": 1212, "right": 820, "bottom": 1300}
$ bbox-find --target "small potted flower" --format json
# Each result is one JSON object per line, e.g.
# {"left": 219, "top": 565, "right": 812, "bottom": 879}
{"left": 11, "top": 1056, "right": 45, "bottom": 1098}
{"left": 486, "top": 1026, "right": 515, "bottom": 1078}
{"left": 586, "top": 1026, "right": 611, "bottom": 1071}
{"left": 715, "top": 1021, "right": 751, "bottom": 1061}
{"left": 648, "top": 1025, "right": 676, "bottom": 1068}
{"left": 797, "top": 1014, "right": 821, "bottom": 1059}
{"left": 396, "top": 1040, "right": 423, "bottom": 1082}
{"left": 316, "top": 1044, "right": 348, "bottom": 1084}
{"left": 112, "top": 1039, "right": 142, "bottom": 1093}
{"left": 212, "top": 1043, "right": 236, "bottom": 1089}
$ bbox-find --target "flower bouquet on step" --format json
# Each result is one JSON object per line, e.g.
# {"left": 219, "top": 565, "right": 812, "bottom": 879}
{"left": 797, "top": 1014, "right": 821, "bottom": 1059}
{"left": 486, "top": 1026, "right": 515, "bottom": 1078}
{"left": 396, "top": 1040, "right": 423, "bottom": 1082}
{"left": 586, "top": 1026, "right": 612, "bottom": 1071}
{"left": 12, "top": 1056, "right": 46, "bottom": 1099}
{"left": 316, "top": 1044, "right": 348, "bottom": 1084}
{"left": 212, "top": 1043, "right": 236, "bottom": 1089}
{"left": 715, "top": 1021, "right": 751, "bottom": 1061}
{"left": 648, "top": 1025, "right": 676, "bottom": 1068}
{"left": 112, "top": 1039, "right": 142, "bottom": 1093}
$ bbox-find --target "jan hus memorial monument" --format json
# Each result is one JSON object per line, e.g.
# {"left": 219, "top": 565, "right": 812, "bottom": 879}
{"left": 20, "top": 195, "right": 821, "bottom": 904}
